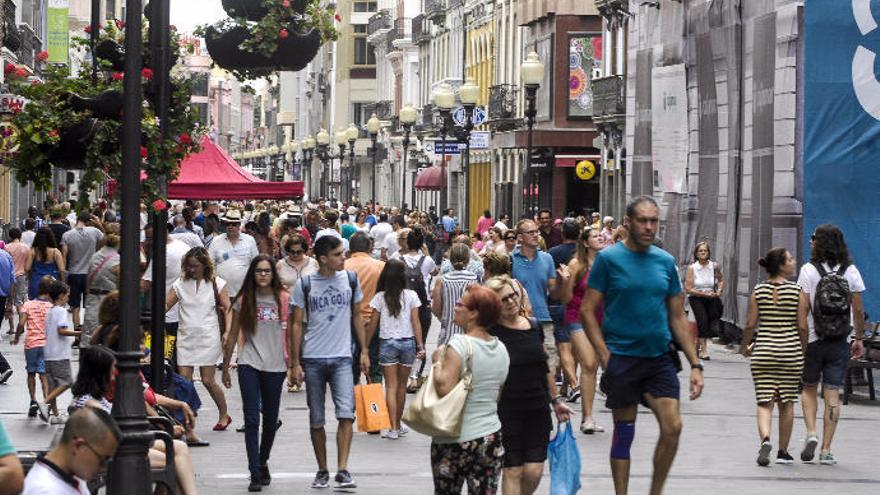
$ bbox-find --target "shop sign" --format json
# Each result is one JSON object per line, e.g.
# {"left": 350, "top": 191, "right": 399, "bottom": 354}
{"left": 575, "top": 160, "right": 597, "bottom": 180}
{"left": 0, "top": 94, "right": 27, "bottom": 115}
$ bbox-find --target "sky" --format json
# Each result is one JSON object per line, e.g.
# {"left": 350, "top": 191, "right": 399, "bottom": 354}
{"left": 170, "top": 0, "right": 227, "bottom": 35}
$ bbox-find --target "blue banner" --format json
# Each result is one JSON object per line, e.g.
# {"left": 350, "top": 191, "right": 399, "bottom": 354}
{"left": 804, "top": 0, "right": 880, "bottom": 313}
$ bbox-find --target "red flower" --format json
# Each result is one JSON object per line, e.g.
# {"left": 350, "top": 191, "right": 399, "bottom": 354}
{"left": 335, "top": 12, "right": 342, "bottom": 22}
{"left": 279, "top": 28, "right": 289, "bottom": 39}
{"left": 31, "top": 80, "right": 40, "bottom": 86}
{"left": 58, "top": 185, "right": 66, "bottom": 193}
{"left": 282, "top": 0, "right": 290, "bottom": 6}
{"left": 140, "top": 146, "right": 148, "bottom": 159}
{"left": 178, "top": 132, "right": 192, "bottom": 145}
{"left": 115, "top": 20, "right": 125, "bottom": 30}
{"left": 84, "top": 25, "right": 93, "bottom": 34}
{"left": 36, "top": 51, "right": 48, "bottom": 62}
{"left": 112, "top": 72, "right": 124, "bottom": 81}
{"left": 152, "top": 199, "right": 167, "bottom": 212}
{"left": 48, "top": 129, "right": 59, "bottom": 138}
{"left": 141, "top": 68, "right": 154, "bottom": 80}
{"left": 4, "top": 63, "right": 14, "bottom": 74}
{"left": 14, "top": 68, "right": 26, "bottom": 78}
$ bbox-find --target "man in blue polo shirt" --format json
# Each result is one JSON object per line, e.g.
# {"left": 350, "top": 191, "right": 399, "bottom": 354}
{"left": 581, "top": 196, "right": 704, "bottom": 495}
{"left": 512, "top": 218, "right": 559, "bottom": 370}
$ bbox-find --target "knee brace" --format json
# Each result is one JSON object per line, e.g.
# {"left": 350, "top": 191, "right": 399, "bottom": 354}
{"left": 610, "top": 421, "right": 636, "bottom": 460}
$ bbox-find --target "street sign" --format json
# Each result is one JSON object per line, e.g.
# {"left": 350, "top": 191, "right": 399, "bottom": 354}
{"left": 531, "top": 161, "right": 548, "bottom": 169}
{"left": 469, "top": 131, "right": 489, "bottom": 149}
{"left": 453, "top": 106, "right": 487, "bottom": 127}
{"left": 433, "top": 142, "right": 461, "bottom": 154}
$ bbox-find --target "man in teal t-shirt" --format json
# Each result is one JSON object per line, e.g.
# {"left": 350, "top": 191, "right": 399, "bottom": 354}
{"left": 581, "top": 196, "right": 704, "bottom": 495}
{"left": 0, "top": 419, "right": 24, "bottom": 493}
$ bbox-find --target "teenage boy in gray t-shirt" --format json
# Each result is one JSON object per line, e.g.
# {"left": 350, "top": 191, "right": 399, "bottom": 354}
{"left": 289, "top": 235, "right": 368, "bottom": 491}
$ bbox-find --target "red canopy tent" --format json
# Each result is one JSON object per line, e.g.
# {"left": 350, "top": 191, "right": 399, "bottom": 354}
{"left": 166, "top": 137, "right": 303, "bottom": 199}
{"left": 110, "top": 137, "right": 304, "bottom": 199}
{"left": 414, "top": 165, "right": 444, "bottom": 191}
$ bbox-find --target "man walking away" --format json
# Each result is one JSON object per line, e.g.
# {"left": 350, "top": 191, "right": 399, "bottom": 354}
{"left": 289, "top": 236, "right": 369, "bottom": 491}
{"left": 581, "top": 196, "right": 704, "bottom": 495}
{"left": 0, "top": 248, "right": 15, "bottom": 384}
{"left": 60, "top": 211, "right": 103, "bottom": 344}
{"left": 797, "top": 224, "right": 866, "bottom": 465}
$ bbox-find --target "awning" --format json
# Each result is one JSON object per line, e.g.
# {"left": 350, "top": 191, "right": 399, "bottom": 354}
{"left": 555, "top": 154, "right": 602, "bottom": 167}
{"left": 414, "top": 166, "right": 444, "bottom": 191}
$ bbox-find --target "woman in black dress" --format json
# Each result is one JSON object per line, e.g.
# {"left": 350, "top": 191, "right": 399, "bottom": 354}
{"left": 485, "top": 275, "right": 571, "bottom": 495}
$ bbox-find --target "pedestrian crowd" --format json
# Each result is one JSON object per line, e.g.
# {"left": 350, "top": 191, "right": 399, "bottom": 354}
{"left": 0, "top": 195, "right": 868, "bottom": 495}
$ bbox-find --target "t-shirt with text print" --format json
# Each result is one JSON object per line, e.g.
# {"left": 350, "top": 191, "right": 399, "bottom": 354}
{"left": 291, "top": 271, "right": 363, "bottom": 359}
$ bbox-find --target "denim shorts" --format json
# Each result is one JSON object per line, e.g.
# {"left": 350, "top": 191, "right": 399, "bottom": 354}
{"left": 302, "top": 357, "right": 355, "bottom": 428}
{"left": 25, "top": 347, "right": 45, "bottom": 374}
{"left": 379, "top": 337, "right": 416, "bottom": 366}
{"left": 600, "top": 353, "right": 680, "bottom": 409}
{"left": 802, "top": 338, "right": 850, "bottom": 390}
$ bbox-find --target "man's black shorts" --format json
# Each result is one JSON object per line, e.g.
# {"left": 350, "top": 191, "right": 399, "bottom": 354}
{"left": 67, "top": 274, "right": 87, "bottom": 310}
{"left": 600, "top": 353, "right": 680, "bottom": 409}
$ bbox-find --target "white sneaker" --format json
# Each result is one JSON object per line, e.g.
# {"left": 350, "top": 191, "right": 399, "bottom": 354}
{"left": 380, "top": 429, "right": 399, "bottom": 440}
{"left": 398, "top": 425, "right": 409, "bottom": 436}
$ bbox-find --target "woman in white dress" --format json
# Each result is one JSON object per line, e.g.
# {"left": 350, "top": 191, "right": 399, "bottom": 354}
{"left": 165, "top": 246, "right": 233, "bottom": 431}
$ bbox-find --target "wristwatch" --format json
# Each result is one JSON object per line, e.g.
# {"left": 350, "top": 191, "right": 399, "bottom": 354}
{"left": 691, "top": 363, "right": 704, "bottom": 371}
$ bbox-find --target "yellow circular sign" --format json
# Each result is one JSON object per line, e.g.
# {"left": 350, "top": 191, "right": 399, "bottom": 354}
{"left": 575, "top": 160, "right": 596, "bottom": 181}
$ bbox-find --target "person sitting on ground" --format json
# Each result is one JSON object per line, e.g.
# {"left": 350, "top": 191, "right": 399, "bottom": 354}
{"left": 22, "top": 408, "right": 120, "bottom": 494}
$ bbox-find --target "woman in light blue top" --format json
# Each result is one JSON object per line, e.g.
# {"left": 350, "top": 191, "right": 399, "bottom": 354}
{"left": 430, "top": 285, "right": 510, "bottom": 494}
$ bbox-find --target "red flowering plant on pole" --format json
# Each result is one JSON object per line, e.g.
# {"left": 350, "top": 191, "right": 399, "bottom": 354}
{"left": 2, "top": 18, "right": 202, "bottom": 205}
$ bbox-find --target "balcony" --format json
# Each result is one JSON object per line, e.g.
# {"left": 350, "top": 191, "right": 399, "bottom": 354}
{"left": 412, "top": 15, "right": 430, "bottom": 44}
{"left": 365, "top": 100, "right": 393, "bottom": 120}
{"left": 487, "top": 84, "right": 522, "bottom": 132}
{"left": 17, "top": 23, "right": 37, "bottom": 69}
{"left": 385, "top": 17, "right": 411, "bottom": 54}
{"left": 3, "top": 1, "right": 20, "bottom": 53}
{"left": 591, "top": 75, "right": 626, "bottom": 127}
{"left": 596, "top": 0, "right": 630, "bottom": 25}
{"left": 367, "top": 9, "right": 392, "bottom": 37}
{"left": 425, "top": 0, "right": 447, "bottom": 25}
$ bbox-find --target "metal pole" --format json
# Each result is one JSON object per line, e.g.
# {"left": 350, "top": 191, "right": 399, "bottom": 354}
{"left": 90, "top": 0, "right": 100, "bottom": 85}
{"left": 109, "top": 0, "right": 152, "bottom": 492}
{"left": 524, "top": 84, "right": 537, "bottom": 218}
{"left": 148, "top": 0, "right": 170, "bottom": 394}
{"left": 370, "top": 133, "right": 378, "bottom": 204}
{"left": 462, "top": 104, "right": 474, "bottom": 231}
{"left": 402, "top": 125, "right": 410, "bottom": 211}
{"left": 439, "top": 113, "right": 448, "bottom": 214}
{"left": 349, "top": 140, "right": 356, "bottom": 203}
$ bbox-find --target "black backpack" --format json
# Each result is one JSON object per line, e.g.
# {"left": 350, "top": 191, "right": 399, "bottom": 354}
{"left": 404, "top": 255, "right": 430, "bottom": 306}
{"left": 811, "top": 262, "right": 852, "bottom": 339}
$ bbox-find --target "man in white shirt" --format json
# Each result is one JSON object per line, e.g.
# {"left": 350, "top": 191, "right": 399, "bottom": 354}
{"left": 369, "top": 213, "right": 393, "bottom": 259}
{"left": 207, "top": 209, "right": 258, "bottom": 299}
{"left": 142, "top": 233, "right": 192, "bottom": 365}
{"left": 23, "top": 408, "right": 120, "bottom": 495}
{"left": 381, "top": 215, "right": 406, "bottom": 261}
{"left": 313, "top": 210, "right": 349, "bottom": 253}
{"left": 169, "top": 215, "right": 203, "bottom": 249}
{"left": 797, "top": 223, "right": 866, "bottom": 466}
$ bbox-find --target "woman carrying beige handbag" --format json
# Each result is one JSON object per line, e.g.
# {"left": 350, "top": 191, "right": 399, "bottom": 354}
{"left": 411, "top": 285, "right": 510, "bottom": 495}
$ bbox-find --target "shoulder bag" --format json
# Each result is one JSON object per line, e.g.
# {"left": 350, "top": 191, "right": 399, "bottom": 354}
{"left": 211, "top": 278, "right": 227, "bottom": 341}
{"left": 402, "top": 335, "right": 473, "bottom": 438}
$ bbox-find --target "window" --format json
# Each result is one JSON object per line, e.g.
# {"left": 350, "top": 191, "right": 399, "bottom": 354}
{"left": 352, "top": 103, "right": 370, "bottom": 127}
{"left": 353, "top": 25, "right": 376, "bottom": 66}
{"left": 353, "top": 1, "right": 378, "bottom": 13}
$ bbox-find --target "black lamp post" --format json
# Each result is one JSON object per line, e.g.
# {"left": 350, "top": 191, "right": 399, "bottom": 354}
{"left": 520, "top": 52, "right": 545, "bottom": 218}
{"left": 367, "top": 113, "right": 381, "bottom": 204}
{"left": 346, "top": 123, "right": 358, "bottom": 203}
{"left": 316, "top": 128, "right": 330, "bottom": 199}
{"left": 399, "top": 103, "right": 417, "bottom": 212}
{"left": 110, "top": 0, "right": 154, "bottom": 492}
{"left": 334, "top": 129, "right": 348, "bottom": 203}
{"left": 456, "top": 78, "right": 480, "bottom": 230}
{"left": 433, "top": 83, "right": 456, "bottom": 215}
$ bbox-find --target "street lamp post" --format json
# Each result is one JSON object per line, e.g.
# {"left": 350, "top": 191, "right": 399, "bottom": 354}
{"left": 334, "top": 129, "right": 348, "bottom": 203}
{"left": 399, "top": 103, "right": 418, "bottom": 213}
{"left": 303, "top": 136, "right": 315, "bottom": 192}
{"left": 458, "top": 78, "right": 480, "bottom": 230}
{"left": 520, "top": 51, "right": 545, "bottom": 218}
{"left": 346, "top": 123, "right": 359, "bottom": 203}
{"left": 316, "top": 128, "right": 330, "bottom": 199}
{"left": 367, "top": 113, "right": 381, "bottom": 205}
{"left": 433, "top": 83, "right": 456, "bottom": 215}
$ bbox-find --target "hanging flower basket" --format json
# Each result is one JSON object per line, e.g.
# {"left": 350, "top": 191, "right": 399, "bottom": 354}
{"left": 205, "top": 26, "right": 322, "bottom": 79}
{"left": 1, "top": 18, "right": 202, "bottom": 203}
{"left": 221, "top": 0, "right": 308, "bottom": 22}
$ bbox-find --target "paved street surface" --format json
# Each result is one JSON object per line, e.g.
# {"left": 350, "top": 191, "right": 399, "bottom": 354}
{"left": 2, "top": 322, "right": 879, "bottom": 494}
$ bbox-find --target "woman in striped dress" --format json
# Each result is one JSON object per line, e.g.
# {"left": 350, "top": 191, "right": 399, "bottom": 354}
{"left": 740, "top": 247, "right": 808, "bottom": 467}
{"left": 431, "top": 243, "right": 479, "bottom": 345}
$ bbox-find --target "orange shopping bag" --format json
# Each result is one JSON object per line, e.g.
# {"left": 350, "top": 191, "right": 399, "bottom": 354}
{"left": 354, "top": 381, "right": 391, "bottom": 432}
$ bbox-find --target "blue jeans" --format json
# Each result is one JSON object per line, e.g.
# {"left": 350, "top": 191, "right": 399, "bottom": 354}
{"left": 302, "top": 357, "right": 355, "bottom": 428}
{"left": 238, "top": 365, "right": 286, "bottom": 476}
{"left": 379, "top": 337, "right": 416, "bottom": 366}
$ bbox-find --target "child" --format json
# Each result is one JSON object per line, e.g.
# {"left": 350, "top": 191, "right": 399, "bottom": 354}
{"left": 36, "top": 280, "right": 80, "bottom": 422}
{"left": 366, "top": 260, "right": 425, "bottom": 439}
{"left": 12, "top": 276, "right": 55, "bottom": 417}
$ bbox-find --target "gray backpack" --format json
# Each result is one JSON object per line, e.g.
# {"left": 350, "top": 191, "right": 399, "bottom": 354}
{"left": 811, "top": 262, "right": 852, "bottom": 339}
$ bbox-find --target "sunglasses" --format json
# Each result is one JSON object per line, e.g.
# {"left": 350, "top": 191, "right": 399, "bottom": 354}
{"left": 504, "top": 236, "right": 516, "bottom": 241}
{"left": 501, "top": 293, "right": 518, "bottom": 304}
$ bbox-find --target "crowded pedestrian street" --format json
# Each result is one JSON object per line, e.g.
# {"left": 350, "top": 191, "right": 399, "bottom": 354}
{"left": 1, "top": 1, "right": 879, "bottom": 494}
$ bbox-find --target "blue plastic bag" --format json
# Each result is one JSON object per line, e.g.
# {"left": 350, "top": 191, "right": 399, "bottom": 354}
{"left": 548, "top": 421, "right": 582, "bottom": 495}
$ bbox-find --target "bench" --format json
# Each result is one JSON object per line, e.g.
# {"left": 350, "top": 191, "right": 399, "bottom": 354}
{"left": 843, "top": 336, "right": 880, "bottom": 404}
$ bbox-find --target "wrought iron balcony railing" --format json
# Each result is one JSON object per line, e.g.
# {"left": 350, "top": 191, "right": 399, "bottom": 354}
{"left": 591, "top": 75, "right": 625, "bottom": 119}
{"left": 365, "top": 100, "right": 393, "bottom": 120}
{"left": 412, "top": 15, "right": 430, "bottom": 44}
{"left": 425, "top": 0, "right": 447, "bottom": 25}
{"left": 385, "top": 17, "right": 410, "bottom": 54}
{"left": 3, "top": 1, "right": 21, "bottom": 53}
{"left": 367, "top": 9, "right": 392, "bottom": 37}
{"left": 17, "top": 23, "right": 37, "bottom": 69}
{"left": 487, "top": 84, "right": 522, "bottom": 132}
